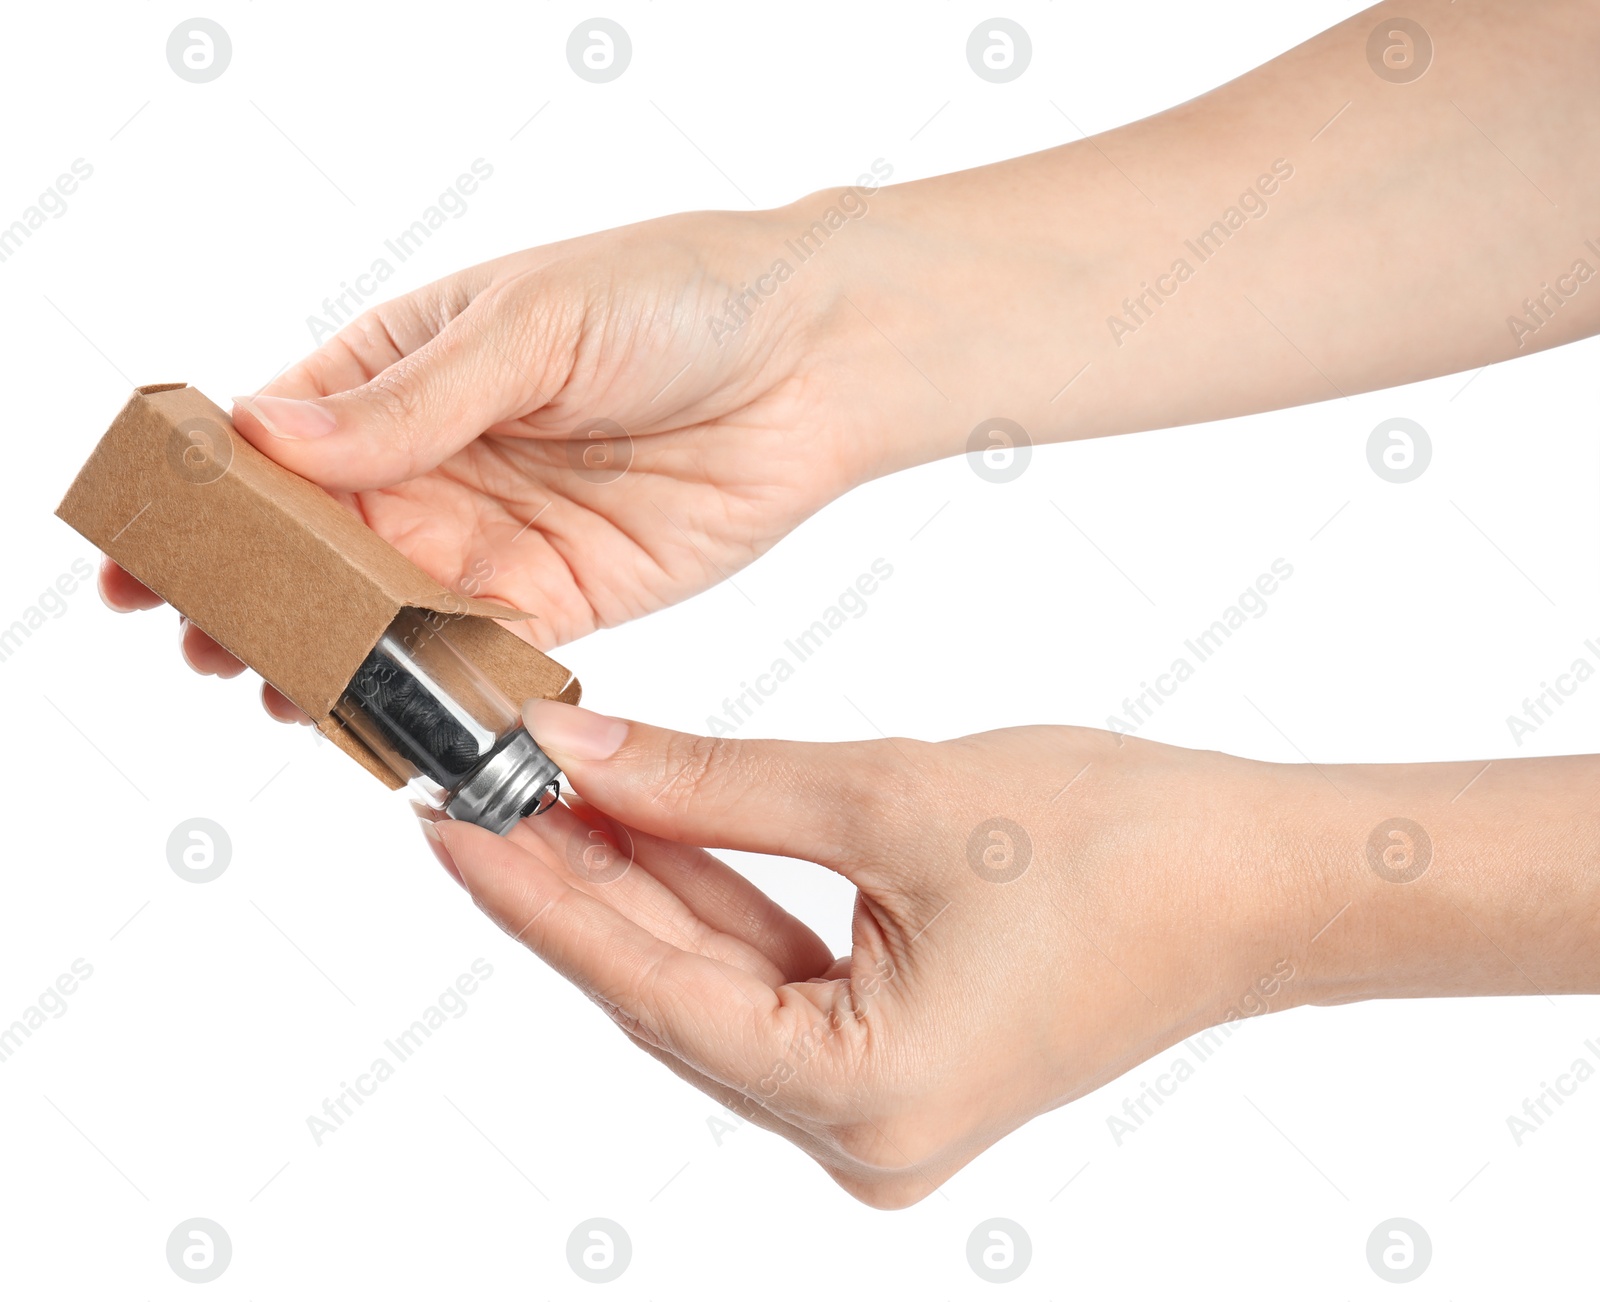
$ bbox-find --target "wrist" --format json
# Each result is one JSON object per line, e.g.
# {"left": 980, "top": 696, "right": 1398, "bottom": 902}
{"left": 794, "top": 148, "right": 1188, "bottom": 477}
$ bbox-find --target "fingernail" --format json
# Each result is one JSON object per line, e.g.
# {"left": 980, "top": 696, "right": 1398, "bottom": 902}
{"left": 522, "top": 699, "right": 628, "bottom": 761}
{"left": 234, "top": 394, "right": 339, "bottom": 440}
{"left": 419, "top": 815, "right": 464, "bottom": 888}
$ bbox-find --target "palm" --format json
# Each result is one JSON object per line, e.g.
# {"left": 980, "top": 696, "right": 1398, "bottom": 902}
{"left": 344, "top": 394, "right": 837, "bottom": 650}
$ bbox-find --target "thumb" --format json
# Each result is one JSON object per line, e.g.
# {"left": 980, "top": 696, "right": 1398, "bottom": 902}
{"left": 231, "top": 308, "right": 549, "bottom": 491}
{"left": 522, "top": 699, "right": 895, "bottom": 876}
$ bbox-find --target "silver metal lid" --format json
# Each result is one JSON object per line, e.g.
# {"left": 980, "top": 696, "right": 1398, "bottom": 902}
{"left": 445, "top": 726, "right": 562, "bottom": 835}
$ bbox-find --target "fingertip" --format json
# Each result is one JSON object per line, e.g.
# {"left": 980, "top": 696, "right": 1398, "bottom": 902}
{"left": 261, "top": 683, "right": 312, "bottom": 725}
{"left": 230, "top": 394, "right": 368, "bottom": 492}
{"left": 232, "top": 393, "right": 339, "bottom": 442}
{"left": 98, "top": 558, "right": 163, "bottom": 612}
{"left": 179, "top": 618, "right": 248, "bottom": 678}
{"left": 417, "top": 812, "right": 464, "bottom": 888}
{"left": 431, "top": 815, "right": 473, "bottom": 861}
{"left": 435, "top": 816, "right": 550, "bottom": 919}
{"left": 229, "top": 396, "right": 276, "bottom": 452}
{"left": 522, "top": 698, "right": 629, "bottom": 764}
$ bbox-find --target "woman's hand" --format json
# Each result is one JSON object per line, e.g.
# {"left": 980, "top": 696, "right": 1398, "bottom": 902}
{"left": 98, "top": 199, "right": 922, "bottom": 717}
{"left": 432, "top": 702, "right": 1600, "bottom": 1207}
{"left": 427, "top": 704, "right": 1323, "bottom": 1206}
{"left": 101, "top": 0, "right": 1600, "bottom": 724}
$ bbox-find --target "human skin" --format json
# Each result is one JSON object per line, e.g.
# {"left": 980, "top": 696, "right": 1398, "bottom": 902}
{"left": 429, "top": 700, "right": 1600, "bottom": 1208}
{"left": 104, "top": 0, "right": 1600, "bottom": 691}
{"left": 96, "top": 1, "right": 1600, "bottom": 1204}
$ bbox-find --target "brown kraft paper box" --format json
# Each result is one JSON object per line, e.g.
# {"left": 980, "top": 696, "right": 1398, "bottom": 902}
{"left": 55, "top": 383, "right": 581, "bottom": 790}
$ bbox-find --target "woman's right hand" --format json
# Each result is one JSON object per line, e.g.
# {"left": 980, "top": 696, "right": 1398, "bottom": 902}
{"left": 98, "top": 193, "right": 927, "bottom": 719}
{"left": 436, "top": 700, "right": 1600, "bottom": 1207}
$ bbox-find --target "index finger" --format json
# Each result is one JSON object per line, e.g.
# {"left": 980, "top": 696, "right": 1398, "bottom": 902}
{"left": 439, "top": 817, "right": 837, "bottom": 1103}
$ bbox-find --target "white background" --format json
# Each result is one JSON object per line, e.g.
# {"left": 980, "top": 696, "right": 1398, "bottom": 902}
{"left": 3, "top": 1, "right": 1597, "bottom": 1297}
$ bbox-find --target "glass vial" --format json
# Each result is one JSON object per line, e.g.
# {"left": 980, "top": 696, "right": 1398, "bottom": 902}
{"left": 332, "top": 608, "right": 562, "bottom": 834}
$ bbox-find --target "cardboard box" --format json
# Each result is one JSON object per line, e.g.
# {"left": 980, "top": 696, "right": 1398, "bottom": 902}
{"left": 55, "top": 383, "right": 580, "bottom": 790}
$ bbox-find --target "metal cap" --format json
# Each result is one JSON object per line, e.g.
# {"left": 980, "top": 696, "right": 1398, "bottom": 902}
{"left": 445, "top": 726, "right": 563, "bottom": 835}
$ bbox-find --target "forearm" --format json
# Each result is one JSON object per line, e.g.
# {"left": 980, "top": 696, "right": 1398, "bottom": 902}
{"left": 816, "top": 0, "right": 1600, "bottom": 473}
{"left": 1287, "top": 753, "right": 1600, "bottom": 1007}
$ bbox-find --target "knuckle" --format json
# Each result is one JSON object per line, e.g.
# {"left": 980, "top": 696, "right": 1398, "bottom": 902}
{"left": 365, "top": 359, "right": 428, "bottom": 428}
{"left": 471, "top": 270, "right": 577, "bottom": 397}
{"left": 653, "top": 732, "right": 739, "bottom": 820}
{"left": 359, "top": 362, "right": 437, "bottom": 470}
{"left": 264, "top": 356, "right": 322, "bottom": 399}
{"left": 340, "top": 307, "right": 406, "bottom": 371}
